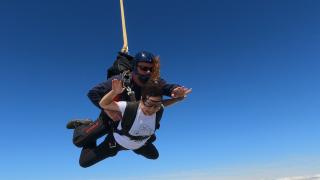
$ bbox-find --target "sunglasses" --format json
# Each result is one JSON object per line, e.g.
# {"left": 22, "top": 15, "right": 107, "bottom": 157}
{"left": 143, "top": 99, "right": 162, "bottom": 109}
{"left": 138, "top": 65, "right": 153, "bottom": 72}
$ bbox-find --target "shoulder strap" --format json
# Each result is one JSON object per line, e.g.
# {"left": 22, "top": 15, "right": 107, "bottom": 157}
{"left": 155, "top": 106, "right": 164, "bottom": 129}
{"left": 121, "top": 101, "right": 140, "bottom": 133}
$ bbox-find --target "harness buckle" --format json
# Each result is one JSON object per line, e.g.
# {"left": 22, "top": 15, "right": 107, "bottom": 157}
{"left": 109, "top": 141, "right": 117, "bottom": 148}
{"left": 108, "top": 134, "right": 117, "bottom": 149}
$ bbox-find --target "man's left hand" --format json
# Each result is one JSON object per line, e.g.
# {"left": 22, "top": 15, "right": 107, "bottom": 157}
{"left": 171, "top": 86, "right": 192, "bottom": 98}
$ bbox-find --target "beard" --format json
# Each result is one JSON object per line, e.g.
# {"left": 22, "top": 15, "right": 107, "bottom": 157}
{"left": 138, "top": 74, "right": 150, "bottom": 84}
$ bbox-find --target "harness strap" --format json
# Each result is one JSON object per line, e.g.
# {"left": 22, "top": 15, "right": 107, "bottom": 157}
{"left": 121, "top": 101, "right": 139, "bottom": 132}
{"left": 114, "top": 129, "right": 151, "bottom": 141}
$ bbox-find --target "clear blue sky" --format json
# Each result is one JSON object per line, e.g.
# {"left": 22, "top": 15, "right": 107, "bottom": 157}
{"left": 1, "top": 0, "right": 320, "bottom": 180}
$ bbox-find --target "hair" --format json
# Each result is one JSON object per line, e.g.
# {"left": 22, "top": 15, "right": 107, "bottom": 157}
{"left": 150, "top": 56, "right": 160, "bottom": 82}
{"left": 141, "top": 80, "right": 163, "bottom": 101}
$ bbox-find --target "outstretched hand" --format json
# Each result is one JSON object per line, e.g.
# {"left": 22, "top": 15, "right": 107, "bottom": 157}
{"left": 112, "top": 79, "right": 125, "bottom": 94}
{"left": 171, "top": 86, "right": 192, "bottom": 99}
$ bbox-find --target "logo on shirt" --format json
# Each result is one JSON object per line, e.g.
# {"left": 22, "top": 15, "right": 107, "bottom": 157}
{"left": 133, "top": 124, "right": 153, "bottom": 136}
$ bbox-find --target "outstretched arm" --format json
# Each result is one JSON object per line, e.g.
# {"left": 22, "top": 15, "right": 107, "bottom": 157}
{"left": 171, "top": 86, "right": 192, "bottom": 99}
{"left": 99, "top": 79, "right": 125, "bottom": 113}
{"left": 162, "top": 97, "right": 184, "bottom": 107}
{"left": 159, "top": 78, "right": 192, "bottom": 100}
{"left": 162, "top": 87, "right": 192, "bottom": 107}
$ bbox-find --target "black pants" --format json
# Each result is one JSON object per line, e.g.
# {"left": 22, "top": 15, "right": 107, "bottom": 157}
{"left": 72, "top": 112, "right": 113, "bottom": 147}
{"left": 79, "top": 134, "right": 159, "bottom": 168}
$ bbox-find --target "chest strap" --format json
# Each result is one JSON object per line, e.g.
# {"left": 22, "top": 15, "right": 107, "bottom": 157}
{"left": 114, "top": 129, "right": 151, "bottom": 141}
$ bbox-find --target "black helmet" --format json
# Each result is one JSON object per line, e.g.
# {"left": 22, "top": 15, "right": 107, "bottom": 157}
{"left": 134, "top": 51, "right": 155, "bottom": 64}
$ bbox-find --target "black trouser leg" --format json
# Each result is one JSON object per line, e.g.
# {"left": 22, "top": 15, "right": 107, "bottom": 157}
{"left": 79, "top": 134, "right": 124, "bottom": 168}
{"left": 133, "top": 143, "right": 159, "bottom": 160}
{"left": 73, "top": 113, "right": 112, "bottom": 147}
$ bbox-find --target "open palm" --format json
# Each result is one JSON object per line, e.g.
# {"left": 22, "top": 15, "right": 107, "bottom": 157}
{"left": 112, "top": 79, "right": 124, "bottom": 94}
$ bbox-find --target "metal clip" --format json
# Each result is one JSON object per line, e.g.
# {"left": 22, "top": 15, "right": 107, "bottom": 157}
{"left": 121, "top": 71, "right": 136, "bottom": 101}
{"left": 109, "top": 141, "right": 117, "bottom": 149}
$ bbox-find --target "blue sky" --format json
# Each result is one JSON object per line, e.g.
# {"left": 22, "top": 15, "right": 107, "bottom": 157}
{"left": 1, "top": 0, "right": 320, "bottom": 180}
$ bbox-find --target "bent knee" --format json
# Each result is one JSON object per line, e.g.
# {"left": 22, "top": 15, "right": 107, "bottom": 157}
{"left": 145, "top": 152, "right": 159, "bottom": 160}
{"left": 79, "top": 161, "right": 91, "bottom": 168}
{"left": 79, "top": 155, "right": 99, "bottom": 168}
{"left": 150, "top": 153, "right": 159, "bottom": 160}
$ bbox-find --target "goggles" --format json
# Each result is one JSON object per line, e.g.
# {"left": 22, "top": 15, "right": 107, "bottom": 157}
{"left": 138, "top": 65, "right": 153, "bottom": 72}
{"left": 143, "top": 98, "right": 162, "bottom": 109}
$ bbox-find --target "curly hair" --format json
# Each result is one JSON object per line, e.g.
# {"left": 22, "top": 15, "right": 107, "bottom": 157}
{"left": 150, "top": 56, "right": 160, "bottom": 82}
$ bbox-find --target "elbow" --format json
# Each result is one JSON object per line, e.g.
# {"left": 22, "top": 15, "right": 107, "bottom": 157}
{"left": 88, "top": 91, "right": 103, "bottom": 108}
{"left": 87, "top": 90, "right": 97, "bottom": 101}
{"left": 98, "top": 101, "right": 105, "bottom": 109}
{"left": 87, "top": 89, "right": 93, "bottom": 98}
{"left": 87, "top": 91, "right": 96, "bottom": 102}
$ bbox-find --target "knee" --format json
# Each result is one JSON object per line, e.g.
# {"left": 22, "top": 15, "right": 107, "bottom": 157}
{"left": 147, "top": 143, "right": 159, "bottom": 159}
{"left": 79, "top": 152, "right": 94, "bottom": 168}
{"left": 78, "top": 145, "right": 118, "bottom": 168}
{"left": 143, "top": 150, "right": 159, "bottom": 160}
{"left": 149, "top": 152, "right": 159, "bottom": 160}
{"left": 78, "top": 152, "right": 117, "bottom": 168}
{"left": 79, "top": 157, "right": 101, "bottom": 168}
{"left": 79, "top": 160, "right": 91, "bottom": 168}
